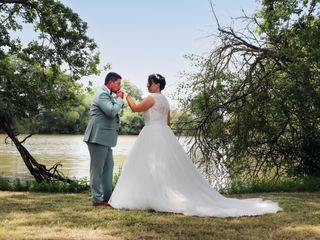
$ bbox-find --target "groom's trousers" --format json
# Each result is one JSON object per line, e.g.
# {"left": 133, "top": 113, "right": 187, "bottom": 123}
{"left": 87, "top": 142, "right": 114, "bottom": 203}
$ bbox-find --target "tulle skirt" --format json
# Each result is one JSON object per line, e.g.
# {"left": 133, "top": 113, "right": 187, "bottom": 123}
{"left": 109, "top": 124, "right": 282, "bottom": 217}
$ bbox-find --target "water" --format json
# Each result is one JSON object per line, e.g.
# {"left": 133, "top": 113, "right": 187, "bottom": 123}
{"left": 0, "top": 134, "right": 227, "bottom": 188}
{"left": 0, "top": 134, "right": 137, "bottom": 181}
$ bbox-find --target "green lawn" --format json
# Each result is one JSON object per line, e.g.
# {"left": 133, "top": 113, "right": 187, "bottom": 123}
{"left": 0, "top": 191, "right": 319, "bottom": 240}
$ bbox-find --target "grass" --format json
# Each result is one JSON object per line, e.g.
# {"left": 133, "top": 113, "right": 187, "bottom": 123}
{"left": 224, "top": 176, "right": 320, "bottom": 194}
{"left": 0, "top": 191, "right": 319, "bottom": 240}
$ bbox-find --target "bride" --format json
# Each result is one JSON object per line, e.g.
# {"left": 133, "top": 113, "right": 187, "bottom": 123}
{"left": 109, "top": 73, "right": 282, "bottom": 217}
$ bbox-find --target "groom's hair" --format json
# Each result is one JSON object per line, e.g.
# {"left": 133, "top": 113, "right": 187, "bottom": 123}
{"left": 148, "top": 73, "right": 166, "bottom": 90}
{"left": 105, "top": 72, "right": 122, "bottom": 85}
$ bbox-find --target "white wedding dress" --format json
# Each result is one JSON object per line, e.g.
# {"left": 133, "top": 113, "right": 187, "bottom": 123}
{"left": 109, "top": 93, "right": 282, "bottom": 217}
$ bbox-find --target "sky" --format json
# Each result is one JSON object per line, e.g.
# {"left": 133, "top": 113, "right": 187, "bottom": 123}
{"left": 59, "top": 0, "right": 260, "bottom": 104}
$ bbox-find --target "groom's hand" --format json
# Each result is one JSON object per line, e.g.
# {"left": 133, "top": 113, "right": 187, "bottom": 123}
{"left": 116, "top": 90, "right": 124, "bottom": 99}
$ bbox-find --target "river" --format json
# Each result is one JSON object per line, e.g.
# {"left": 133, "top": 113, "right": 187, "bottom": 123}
{"left": 0, "top": 134, "right": 137, "bottom": 181}
{"left": 0, "top": 134, "right": 191, "bottom": 181}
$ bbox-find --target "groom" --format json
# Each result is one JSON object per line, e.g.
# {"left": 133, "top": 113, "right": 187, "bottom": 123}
{"left": 84, "top": 72, "right": 124, "bottom": 206}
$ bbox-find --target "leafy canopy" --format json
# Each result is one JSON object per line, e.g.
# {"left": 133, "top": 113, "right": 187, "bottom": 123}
{"left": 0, "top": 0, "right": 100, "bottom": 123}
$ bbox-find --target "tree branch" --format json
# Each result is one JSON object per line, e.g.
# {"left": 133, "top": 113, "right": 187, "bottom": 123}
{"left": 20, "top": 133, "right": 33, "bottom": 144}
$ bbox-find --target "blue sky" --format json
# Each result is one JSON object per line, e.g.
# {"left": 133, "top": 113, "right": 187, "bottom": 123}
{"left": 60, "top": 0, "right": 260, "bottom": 103}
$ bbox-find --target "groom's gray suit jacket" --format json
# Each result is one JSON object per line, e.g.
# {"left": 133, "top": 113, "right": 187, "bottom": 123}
{"left": 83, "top": 86, "right": 124, "bottom": 147}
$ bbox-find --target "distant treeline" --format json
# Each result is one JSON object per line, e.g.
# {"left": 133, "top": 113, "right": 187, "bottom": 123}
{"left": 5, "top": 80, "right": 190, "bottom": 136}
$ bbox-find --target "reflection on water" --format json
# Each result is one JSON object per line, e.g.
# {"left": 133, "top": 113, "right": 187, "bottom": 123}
{"left": 0, "top": 134, "right": 137, "bottom": 180}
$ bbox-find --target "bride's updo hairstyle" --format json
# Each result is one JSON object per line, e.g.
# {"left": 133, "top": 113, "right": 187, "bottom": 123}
{"left": 148, "top": 73, "right": 166, "bottom": 90}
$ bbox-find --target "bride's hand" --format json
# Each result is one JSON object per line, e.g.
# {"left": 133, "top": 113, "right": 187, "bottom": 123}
{"left": 119, "top": 88, "right": 128, "bottom": 97}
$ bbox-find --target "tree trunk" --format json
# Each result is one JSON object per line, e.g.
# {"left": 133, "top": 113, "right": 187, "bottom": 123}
{"left": 0, "top": 116, "right": 74, "bottom": 183}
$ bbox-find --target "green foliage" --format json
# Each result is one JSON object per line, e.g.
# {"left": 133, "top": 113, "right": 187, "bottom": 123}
{"left": 0, "top": 0, "right": 99, "bottom": 77}
{"left": 120, "top": 108, "right": 144, "bottom": 135}
{"left": 177, "top": 0, "right": 320, "bottom": 184}
{"left": 0, "top": 0, "right": 99, "bottom": 125}
{"left": 0, "top": 176, "right": 89, "bottom": 193}
{"left": 119, "top": 79, "right": 144, "bottom": 135}
{"left": 14, "top": 89, "right": 94, "bottom": 134}
{"left": 170, "top": 108, "right": 196, "bottom": 136}
{"left": 0, "top": 0, "right": 99, "bottom": 183}
{"left": 121, "top": 79, "right": 143, "bottom": 101}
{"left": 10, "top": 79, "right": 146, "bottom": 134}
{"left": 224, "top": 176, "right": 320, "bottom": 194}
{"left": 0, "top": 177, "right": 11, "bottom": 190}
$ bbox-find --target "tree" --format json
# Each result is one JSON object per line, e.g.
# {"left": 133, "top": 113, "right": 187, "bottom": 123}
{"left": 16, "top": 89, "right": 94, "bottom": 134}
{"left": 119, "top": 79, "right": 144, "bottom": 135}
{"left": 0, "top": 0, "right": 99, "bottom": 182}
{"left": 177, "top": 0, "right": 320, "bottom": 186}
{"left": 12, "top": 79, "right": 145, "bottom": 135}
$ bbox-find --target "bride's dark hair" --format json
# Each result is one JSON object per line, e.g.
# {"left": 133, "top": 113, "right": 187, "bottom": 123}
{"left": 148, "top": 73, "right": 166, "bottom": 90}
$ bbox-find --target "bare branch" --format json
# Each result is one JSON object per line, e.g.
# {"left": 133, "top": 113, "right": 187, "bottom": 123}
{"left": 208, "top": 0, "right": 221, "bottom": 29}
{"left": 20, "top": 133, "right": 33, "bottom": 144}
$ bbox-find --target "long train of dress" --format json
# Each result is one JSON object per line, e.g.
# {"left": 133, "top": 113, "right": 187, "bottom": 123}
{"left": 109, "top": 94, "right": 282, "bottom": 217}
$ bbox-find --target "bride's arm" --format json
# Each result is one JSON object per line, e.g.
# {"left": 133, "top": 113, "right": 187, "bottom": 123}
{"left": 167, "top": 111, "right": 171, "bottom": 127}
{"left": 126, "top": 95, "right": 155, "bottom": 112}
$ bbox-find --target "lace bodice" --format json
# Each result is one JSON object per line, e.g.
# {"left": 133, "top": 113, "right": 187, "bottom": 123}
{"left": 143, "top": 93, "right": 170, "bottom": 126}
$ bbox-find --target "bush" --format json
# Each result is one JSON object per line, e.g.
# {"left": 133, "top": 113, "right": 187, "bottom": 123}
{"left": 0, "top": 176, "right": 89, "bottom": 193}
{"left": 223, "top": 176, "right": 320, "bottom": 194}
